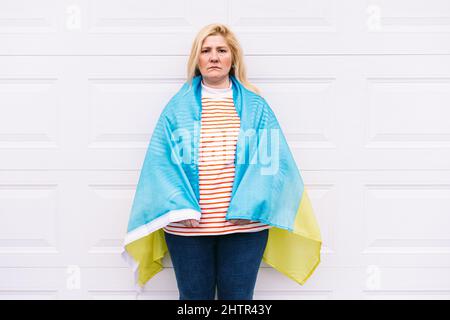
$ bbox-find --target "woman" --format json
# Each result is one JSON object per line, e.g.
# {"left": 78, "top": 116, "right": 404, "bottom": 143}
{"left": 162, "top": 24, "right": 272, "bottom": 300}
{"left": 122, "top": 23, "right": 322, "bottom": 300}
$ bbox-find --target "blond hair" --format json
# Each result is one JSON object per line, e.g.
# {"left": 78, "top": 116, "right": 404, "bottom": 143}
{"left": 186, "top": 23, "right": 261, "bottom": 95}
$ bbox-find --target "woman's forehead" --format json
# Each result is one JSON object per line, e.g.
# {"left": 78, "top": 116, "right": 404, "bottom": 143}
{"left": 202, "top": 35, "right": 228, "bottom": 47}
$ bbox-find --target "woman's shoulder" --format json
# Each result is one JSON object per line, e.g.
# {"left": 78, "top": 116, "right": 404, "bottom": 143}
{"left": 242, "top": 88, "right": 274, "bottom": 116}
{"left": 159, "top": 82, "right": 191, "bottom": 117}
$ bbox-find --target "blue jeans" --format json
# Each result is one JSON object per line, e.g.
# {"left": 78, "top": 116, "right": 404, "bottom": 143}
{"left": 164, "top": 229, "right": 269, "bottom": 300}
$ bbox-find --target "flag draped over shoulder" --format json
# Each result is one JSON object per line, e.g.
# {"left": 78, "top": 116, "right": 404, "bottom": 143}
{"left": 122, "top": 74, "right": 322, "bottom": 291}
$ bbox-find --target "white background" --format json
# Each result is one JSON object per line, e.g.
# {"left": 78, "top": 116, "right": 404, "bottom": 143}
{"left": 1, "top": 0, "right": 450, "bottom": 299}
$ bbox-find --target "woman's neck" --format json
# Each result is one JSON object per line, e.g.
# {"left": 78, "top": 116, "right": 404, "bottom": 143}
{"left": 201, "top": 77, "right": 230, "bottom": 89}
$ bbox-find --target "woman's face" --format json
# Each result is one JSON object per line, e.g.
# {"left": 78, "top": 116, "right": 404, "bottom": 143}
{"left": 197, "top": 34, "right": 233, "bottom": 85}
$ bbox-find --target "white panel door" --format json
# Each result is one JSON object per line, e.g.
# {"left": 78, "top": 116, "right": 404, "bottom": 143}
{"left": 0, "top": 0, "right": 449, "bottom": 299}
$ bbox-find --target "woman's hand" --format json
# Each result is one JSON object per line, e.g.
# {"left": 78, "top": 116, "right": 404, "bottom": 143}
{"left": 179, "top": 219, "right": 200, "bottom": 227}
{"left": 228, "top": 219, "right": 252, "bottom": 225}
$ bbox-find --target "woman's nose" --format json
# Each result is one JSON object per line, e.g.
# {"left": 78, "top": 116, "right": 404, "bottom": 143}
{"left": 210, "top": 52, "right": 219, "bottom": 61}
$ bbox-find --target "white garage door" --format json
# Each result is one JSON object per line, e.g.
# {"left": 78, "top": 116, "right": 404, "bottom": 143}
{"left": 1, "top": 0, "right": 450, "bottom": 300}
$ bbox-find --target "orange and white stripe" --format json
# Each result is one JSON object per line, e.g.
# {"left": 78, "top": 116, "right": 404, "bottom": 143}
{"left": 163, "top": 86, "right": 271, "bottom": 236}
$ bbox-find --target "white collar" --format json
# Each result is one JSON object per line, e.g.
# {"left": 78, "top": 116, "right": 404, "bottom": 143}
{"left": 201, "top": 79, "right": 232, "bottom": 95}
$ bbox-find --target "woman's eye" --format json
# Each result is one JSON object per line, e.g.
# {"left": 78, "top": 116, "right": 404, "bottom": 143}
{"left": 201, "top": 49, "right": 227, "bottom": 53}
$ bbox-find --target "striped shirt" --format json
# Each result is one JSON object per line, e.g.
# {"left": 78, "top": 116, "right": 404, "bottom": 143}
{"left": 163, "top": 79, "right": 272, "bottom": 236}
